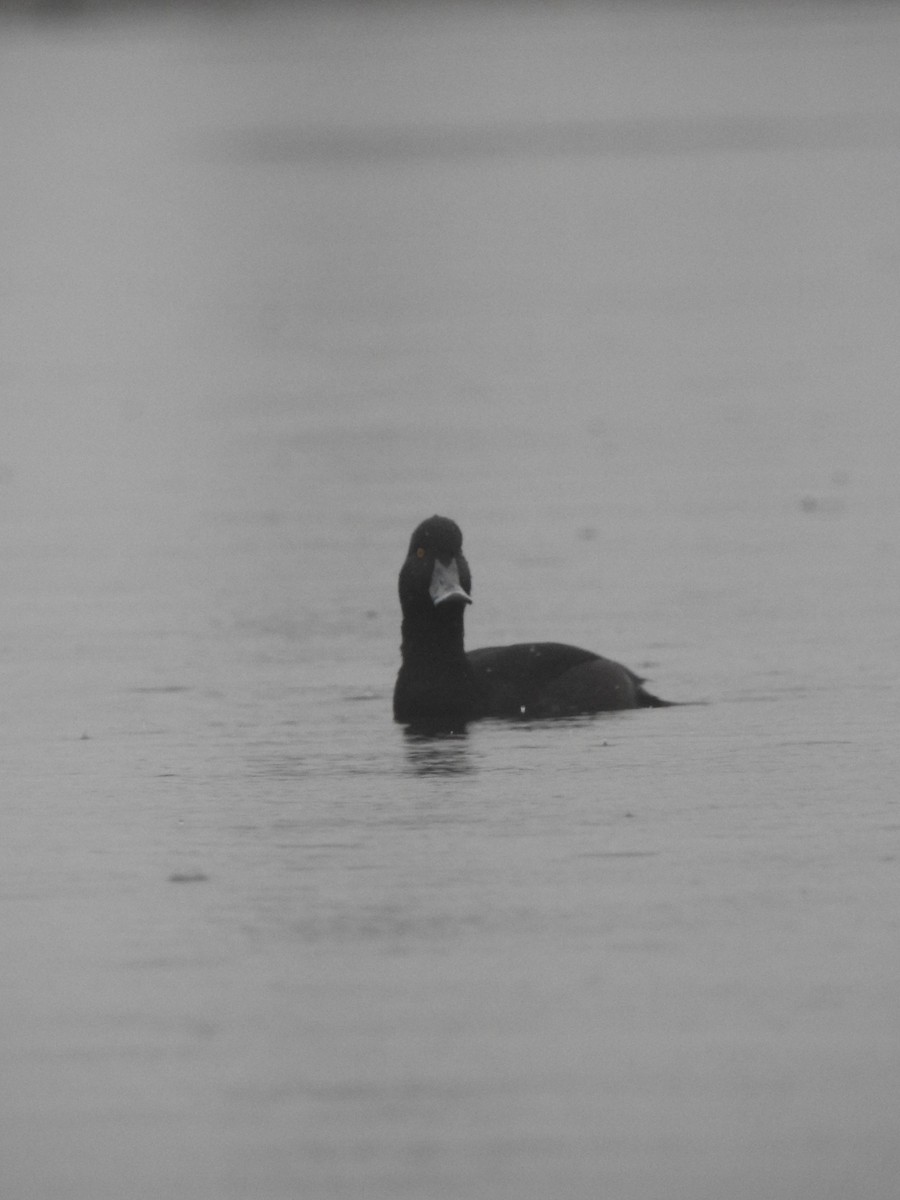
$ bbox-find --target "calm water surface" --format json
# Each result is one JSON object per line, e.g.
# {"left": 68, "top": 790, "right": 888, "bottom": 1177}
{"left": 2, "top": 3, "right": 900, "bottom": 1197}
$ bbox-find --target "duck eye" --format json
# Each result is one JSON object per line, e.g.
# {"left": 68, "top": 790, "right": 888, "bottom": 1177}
{"left": 416, "top": 547, "right": 426, "bottom": 559}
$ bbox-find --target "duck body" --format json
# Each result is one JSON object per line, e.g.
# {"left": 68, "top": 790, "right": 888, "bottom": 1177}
{"left": 393, "top": 515, "right": 670, "bottom": 725}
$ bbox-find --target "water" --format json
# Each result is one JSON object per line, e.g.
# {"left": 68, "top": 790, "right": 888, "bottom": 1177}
{"left": 2, "top": 3, "right": 900, "bottom": 1197}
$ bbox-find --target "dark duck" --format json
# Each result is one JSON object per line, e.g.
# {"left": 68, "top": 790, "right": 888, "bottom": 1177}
{"left": 393, "top": 515, "right": 671, "bottom": 725}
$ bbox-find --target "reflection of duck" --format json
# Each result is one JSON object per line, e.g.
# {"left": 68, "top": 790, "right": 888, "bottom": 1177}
{"left": 402, "top": 727, "right": 473, "bottom": 776}
{"left": 393, "top": 515, "right": 672, "bottom": 725}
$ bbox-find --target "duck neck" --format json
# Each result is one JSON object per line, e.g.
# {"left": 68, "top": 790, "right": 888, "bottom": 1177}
{"left": 400, "top": 602, "right": 468, "bottom": 668}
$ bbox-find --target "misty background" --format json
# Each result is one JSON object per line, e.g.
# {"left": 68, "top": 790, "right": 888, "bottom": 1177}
{"left": 3, "top": 3, "right": 900, "bottom": 1198}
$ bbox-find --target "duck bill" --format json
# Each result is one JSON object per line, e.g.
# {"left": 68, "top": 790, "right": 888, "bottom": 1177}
{"left": 429, "top": 558, "right": 472, "bottom": 607}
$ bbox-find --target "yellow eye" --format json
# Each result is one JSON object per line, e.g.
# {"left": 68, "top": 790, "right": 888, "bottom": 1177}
{"left": 416, "top": 547, "right": 426, "bottom": 559}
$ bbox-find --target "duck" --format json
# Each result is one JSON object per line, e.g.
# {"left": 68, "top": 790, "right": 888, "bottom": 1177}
{"left": 393, "top": 515, "right": 671, "bottom": 724}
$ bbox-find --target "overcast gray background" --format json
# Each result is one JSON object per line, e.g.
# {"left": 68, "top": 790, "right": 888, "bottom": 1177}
{"left": 3, "top": 3, "right": 900, "bottom": 1197}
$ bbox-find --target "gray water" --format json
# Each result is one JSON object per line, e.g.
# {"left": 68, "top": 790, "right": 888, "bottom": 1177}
{"left": 3, "top": 3, "right": 900, "bottom": 1197}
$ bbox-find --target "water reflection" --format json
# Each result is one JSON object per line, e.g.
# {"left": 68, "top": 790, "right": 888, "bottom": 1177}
{"left": 401, "top": 724, "right": 474, "bottom": 776}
